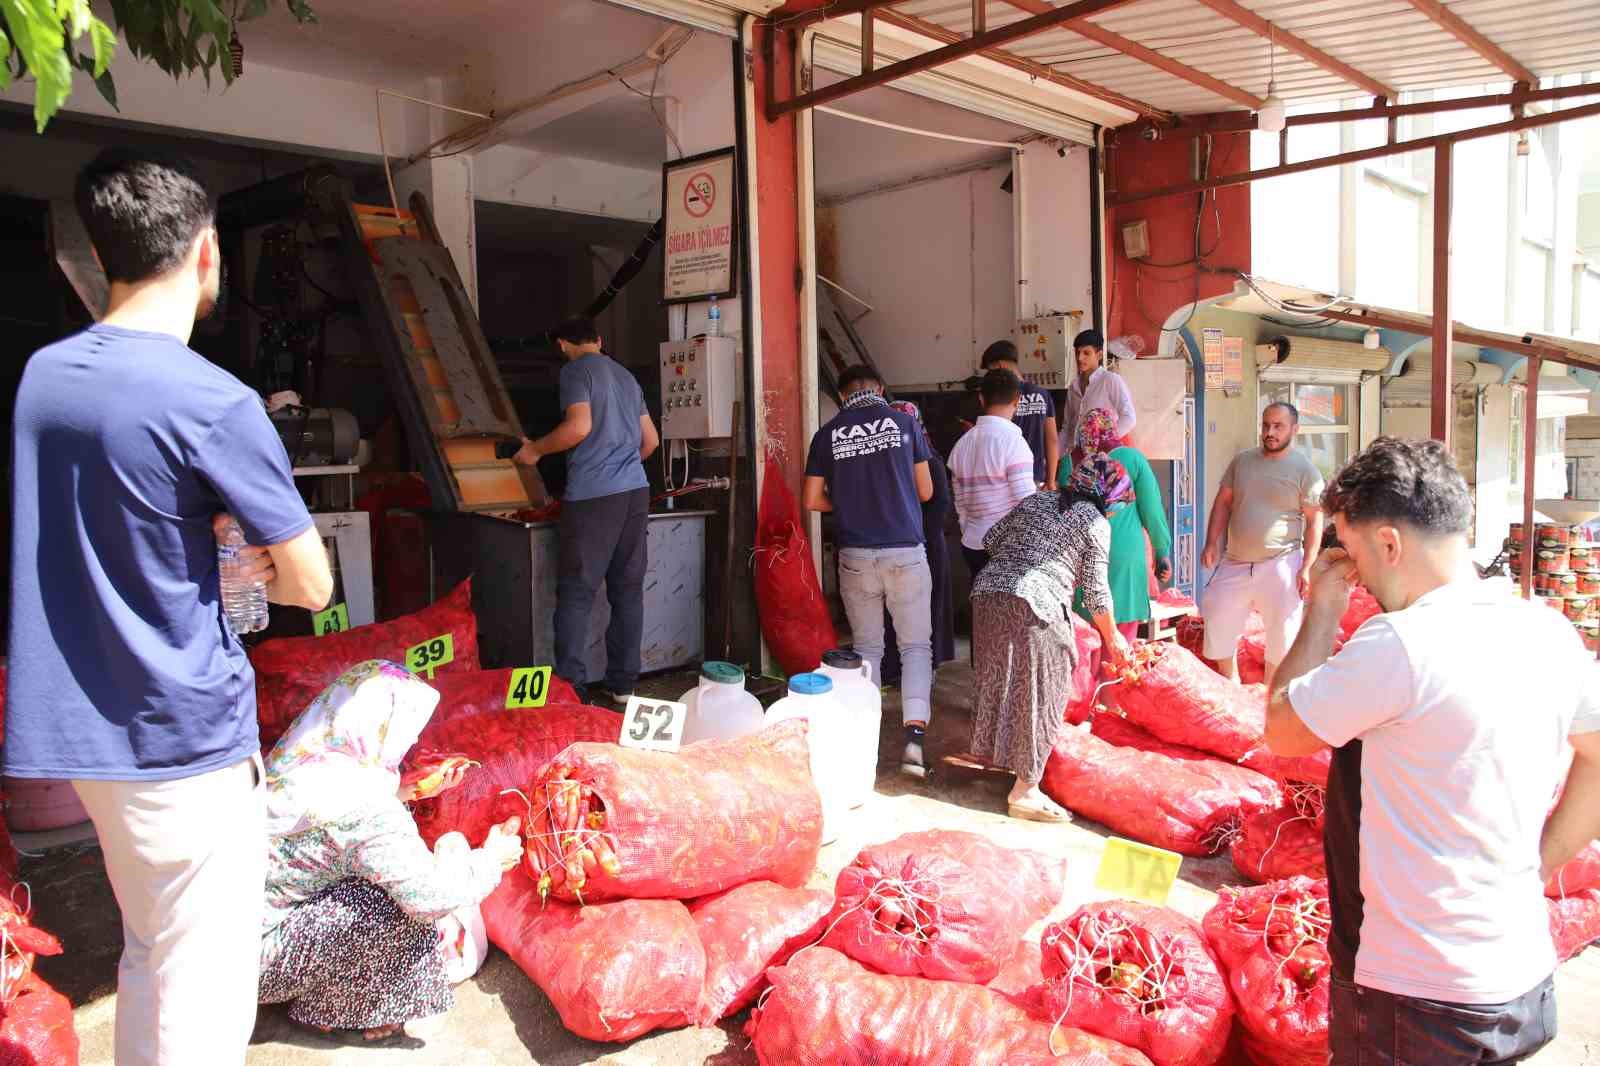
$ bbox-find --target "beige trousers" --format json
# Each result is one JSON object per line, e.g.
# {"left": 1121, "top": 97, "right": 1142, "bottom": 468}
{"left": 73, "top": 754, "right": 265, "bottom": 1066}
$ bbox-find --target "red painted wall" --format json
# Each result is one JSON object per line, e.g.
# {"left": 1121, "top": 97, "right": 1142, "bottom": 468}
{"left": 751, "top": 21, "right": 806, "bottom": 496}
{"left": 1104, "top": 131, "right": 1251, "bottom": 351}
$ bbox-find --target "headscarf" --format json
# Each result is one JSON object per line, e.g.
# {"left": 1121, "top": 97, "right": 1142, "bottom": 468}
{"left": 263, "top": 660, "right": 439, "bottom": 837}
{"left": 1076, "top": 406, "right": 1121, "bottom": 455}
{"left": 889, "top": 400, "right": 935, "bottom": 452}
{"left": 1064, "top": 453, "right": 1133, "bottom": 515}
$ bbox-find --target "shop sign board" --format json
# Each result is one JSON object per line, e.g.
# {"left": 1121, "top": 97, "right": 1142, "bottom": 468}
{"left": 663, "top": 147, "right": 739, "bottom": 303}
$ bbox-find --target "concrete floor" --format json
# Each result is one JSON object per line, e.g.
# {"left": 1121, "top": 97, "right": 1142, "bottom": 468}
{"left": 28, "top": 658, "right": 1600, "bottom": 1065}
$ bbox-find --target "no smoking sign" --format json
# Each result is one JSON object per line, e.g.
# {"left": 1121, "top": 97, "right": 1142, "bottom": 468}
{"left": 684, "top": 172, "right": 716, "bottom": 218}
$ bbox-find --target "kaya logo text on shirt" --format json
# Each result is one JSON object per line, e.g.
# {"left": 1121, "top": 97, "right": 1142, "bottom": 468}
{"left": 1015, "top": 391, "right": 1049, "bottom": 418}
{"left": 831, "top": 418, "right": 909, "bottom": 461}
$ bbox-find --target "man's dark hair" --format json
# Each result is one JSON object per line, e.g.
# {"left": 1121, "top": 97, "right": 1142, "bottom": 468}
{"left": 74, "top": 149, "right": 215, "bottom": 285}
{"left": 1321, "top": 436, "right": 1473, "bottom": 536}
{"left": 837, "top": 365, "right": 884, "bottom": 394}
{"left": 979, "top": 367, "right": 1021, "bottom": 408}
{"left": 554, "top": 315, "right": 601, "bottom": 346}
{"left": 1072, "top": 328, "right": 1105, "bottom": 351}
{"left": 980, "top": 339, "right": 1019, "bottom": 368}
{"left": 1263, "top": 401, "right": 1300, "bottom": 424}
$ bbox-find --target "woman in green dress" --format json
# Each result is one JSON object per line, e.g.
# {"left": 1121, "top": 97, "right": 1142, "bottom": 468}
{"left": 1060, "top": 407, "right": 1172, "bottom": 639}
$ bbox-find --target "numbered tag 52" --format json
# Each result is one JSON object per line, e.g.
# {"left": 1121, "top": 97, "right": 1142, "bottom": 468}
{"left": 1094, "top": 837, "right": 1183, "bottom": 906}
{"left": 619, "top": 696, "right": 686, "bottom": 753}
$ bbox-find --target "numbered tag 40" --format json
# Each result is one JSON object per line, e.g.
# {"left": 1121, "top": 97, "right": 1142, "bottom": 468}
{"left": 1094, "top": 837, "right": 1183, "bottom": 907}
{"left": 505, "top": 667, "right": 552, "bottom": 709}
{"left": 618, "top": 696, "right": 687, "bottom": 753}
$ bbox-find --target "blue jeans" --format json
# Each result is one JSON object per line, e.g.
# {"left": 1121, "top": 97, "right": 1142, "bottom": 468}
{"left": 837, "top": 546, "right": 933, "bottom": 725}
{"left": 1330, "top": 975, "right": 1557, "bottom": 1066}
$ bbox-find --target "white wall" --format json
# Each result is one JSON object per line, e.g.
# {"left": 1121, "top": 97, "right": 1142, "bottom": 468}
{"left": 818, "top": 164, "right": 1015, "bottom": 388}
{"left": 1018, "top": 143, "right": 1094, "bottom": 320}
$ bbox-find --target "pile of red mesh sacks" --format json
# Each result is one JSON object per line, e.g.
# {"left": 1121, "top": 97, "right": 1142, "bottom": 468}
{"left": 0, "top": 869, "right": 78, "bottom": 1064}
{"left": 478, "top": 721, "right": 830, "bottom": 1042}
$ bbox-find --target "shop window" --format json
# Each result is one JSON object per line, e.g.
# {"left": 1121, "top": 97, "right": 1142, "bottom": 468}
{"left": 1260, "top": 376, "right": 1356, "bottom": 484}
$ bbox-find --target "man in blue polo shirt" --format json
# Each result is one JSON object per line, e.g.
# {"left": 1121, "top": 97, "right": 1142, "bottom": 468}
{"left": 804, "top": 366, "right": 935, "bottom": 776}
{"left": 980, "top": 339, "right": 1059, "bottom": 488}
{"left": 7, "top": 149, "right": 332, "bottom": 1065}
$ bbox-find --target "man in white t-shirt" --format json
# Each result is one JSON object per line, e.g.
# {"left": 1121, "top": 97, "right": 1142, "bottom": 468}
{"left": 1263, "top": 436, "right": 1600, "bottom": 1066}
{"left": 1057, "top": 329, "right": 1136, "bottom": 463}
{"left": 949, "top": 368, "right": 1036, "bottom": 581}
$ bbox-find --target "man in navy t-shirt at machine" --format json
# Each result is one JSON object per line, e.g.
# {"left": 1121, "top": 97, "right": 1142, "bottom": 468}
{"left": 804, "top": 366, "right": 936, "bottom": 778}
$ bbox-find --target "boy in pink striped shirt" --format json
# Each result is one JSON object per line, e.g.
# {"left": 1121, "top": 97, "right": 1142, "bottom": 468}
{"left": 949, "top": 369, "right": 1038, "bottom": 580}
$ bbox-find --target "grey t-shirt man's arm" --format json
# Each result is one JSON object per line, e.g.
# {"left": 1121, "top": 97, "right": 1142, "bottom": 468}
{"left": 1221, "top": 448, "right": 1324, "bottom": 562}
{"left": 559, "top": 352, "right": 649, "bottom": 502}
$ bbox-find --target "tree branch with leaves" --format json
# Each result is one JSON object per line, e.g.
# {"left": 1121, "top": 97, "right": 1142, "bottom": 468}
{"left": 1, "top": 0, "right": 317, "bottom": 133}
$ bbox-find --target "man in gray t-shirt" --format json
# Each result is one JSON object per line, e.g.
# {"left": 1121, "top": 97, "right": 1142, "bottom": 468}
{"left": 1199, "top": 403, "right": 1325, "bottom": 687}
{"left": 513, "top": 316, "right": 660, "bottom": 706}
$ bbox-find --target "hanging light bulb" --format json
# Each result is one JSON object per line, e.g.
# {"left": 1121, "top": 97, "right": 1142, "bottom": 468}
{"left": 1516, "top": 130, "right": 1531, "bottom": 157}
{"left": 1257, "top": 30, "right": 1286, "bottom": 133}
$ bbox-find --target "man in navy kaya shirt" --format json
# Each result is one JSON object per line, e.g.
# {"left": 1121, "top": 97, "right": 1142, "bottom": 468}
{"left": 7, "top": 150, "right": 331, "bottom": 1065}
{"left": 804, "top": 366, "right": 935, "bottom": 775}
{"left": 980, "top": 339, "right": 1059, "bottom": 488}
{"left": 513, "top": 316, "right": 660, "bottom": 707}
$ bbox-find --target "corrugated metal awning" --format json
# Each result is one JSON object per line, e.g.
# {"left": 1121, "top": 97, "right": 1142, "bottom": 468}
{"left": 858, "top": 0, "right": 1600, "bottom": 119}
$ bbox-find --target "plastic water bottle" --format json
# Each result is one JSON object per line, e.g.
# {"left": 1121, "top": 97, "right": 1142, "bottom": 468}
{"left": 679, "top": 661, "right": 765, "bottom": 745}
{"left": 707, "top": 296, "right": 722, "bottom": 337}
{"left": 218, "top": 517, "right": 269, "bottom": 636}
{"left": 766, "top": 673, "right": 849, "bottom": 844}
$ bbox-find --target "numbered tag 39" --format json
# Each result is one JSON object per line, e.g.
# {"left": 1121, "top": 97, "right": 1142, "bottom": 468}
{"left": 1094, "top": 837, "right": 1182, "bottom": 906}
{"left": 405, "top": 634, "right": 455, "bottom": 680}
{"left": 505, "top": 667, "right": 552, "bottom": 709}
{"left": 619, "top": 696, "right": 686, "bottom": 753}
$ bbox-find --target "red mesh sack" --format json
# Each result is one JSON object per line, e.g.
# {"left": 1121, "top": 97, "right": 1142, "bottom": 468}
{"left": 1066, "top": 620, "right": 1105, "bottom": 725}
{"left": 1040, "top": 902, "right": 1234, "bottom": 1066}
{"left": 748, "top": 946, "right": 1154, "bottom": 1066}
{"left": 520, "top": 720, "right": 823, "bottom": 902}
{"left": 1237, "top": 614, "right": 1267, "bottom": 686}
{"left": 1230, "top": 790, "right": 1327, "bottom": 884}
{"left": 1338, "top": 587, "right": 1382, "bottom": 643}
{"left": 1202, "top": 878, "right": 1331, "bottom": 1066}
{"left": 822, "top": 829, "right": 1065, "bottom": 985}
{"left": 1546, "top": 841, "right": 1600, "bottom": 899}
{"left": 753, "top": 457, "right": 837, "bottom": 675}
{"left": 1238, "top": 742, "right": 1331, "bottom": 790}
{"left": 251, "top": 579, "right": 481, "bottom": 746}
{"left": 987, "top": 939, "right": 1046, "bottom": 1014}
{"left": 481, "top": 869, "right": 703, "bottom": 1042}
{"left": 1107, "top": 643, "right": 1265, "bottom": 761}
{"left": 0, "top": 817, "right": 14, "bottom": 882}
{"left": 404, "top": 701, "right": 621, "bottom": 848}
{"left": 1549, "top": 888, "right": 1600, "bottom": 962}
{"left": 0, "top": 972, "right": 77, "bottom": 1066}
{"left": 427, "top": 668, "right": 581, "bottom": 730}
{"left": 690, "top": 880, "right": 832, "bottom": 1025}
{"left": 1089, "top": 715, "right": 1282, "bottom": 807}
{"left": 1043, "top": 725, "right": 1278, "bottom": 857}
{"left": 1175, "top": 617, "right": 1206, "bottom": 661}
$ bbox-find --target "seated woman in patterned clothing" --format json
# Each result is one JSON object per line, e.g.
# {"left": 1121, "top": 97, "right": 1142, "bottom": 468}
{"left": 258, "top": 660, "right": 523, "bottom": 1041}
{"left": 969, "top": 455, "right": 1133, "bottom": 821}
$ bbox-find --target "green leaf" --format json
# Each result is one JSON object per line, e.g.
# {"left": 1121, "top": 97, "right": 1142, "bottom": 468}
{"left": 92, "top": 64, "right": 115, "bottom": 108}
{"left": 87, "top": 13, "right": 113, "bottom": 77}
{"left": 0, "top": 0, "right": 73, "bottom": 131}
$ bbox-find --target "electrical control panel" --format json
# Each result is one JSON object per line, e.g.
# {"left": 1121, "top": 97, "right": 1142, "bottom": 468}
{"left": 659, "top": 336, "right": 736, "bottom": 439}
{"left": 1010, "top": 313, "right": 1083, "bottom": 389}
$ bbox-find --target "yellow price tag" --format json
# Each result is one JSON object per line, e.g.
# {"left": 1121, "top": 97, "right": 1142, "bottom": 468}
{"left": 1094, "top": 837, "right": 1182, "bottom": 906}
{"left": 405, "top": 634, "right": 455, "bottom": 679}
{"left": 311, "top": 603, "right": 349, "bottom": 636}
{"left": 505, "top": 667, "right": 552, "bottom": 709}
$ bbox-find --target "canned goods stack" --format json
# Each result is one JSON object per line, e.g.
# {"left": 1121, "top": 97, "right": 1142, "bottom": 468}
{"left": 1511, "top": 522, "right": 1600, "bottom": 655}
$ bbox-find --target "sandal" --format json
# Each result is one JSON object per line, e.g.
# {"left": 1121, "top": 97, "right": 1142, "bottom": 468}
{"left": 1007, "top": 796, "right": 1073, "bottom": 823}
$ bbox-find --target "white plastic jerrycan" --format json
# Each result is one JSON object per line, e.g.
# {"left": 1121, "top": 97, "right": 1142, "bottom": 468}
{"left": 816, "top": 649, "right": 882, "bottom": 809}
{"left": 765, "top": 672, "right": 849, "bottom": 845}
{"left": 678, "top": 661, "right": 765, "bottom": 746}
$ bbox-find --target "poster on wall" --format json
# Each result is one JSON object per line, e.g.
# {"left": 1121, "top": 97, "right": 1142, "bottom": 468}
{"left": 662, "top": 147, "right": 739, "bottom": 304}
{"left": 1202, "top": 328, "right": 1224, "bottom": 391}
{"left": 1222, "top": 336, "right": 1244, "bottom": 391}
